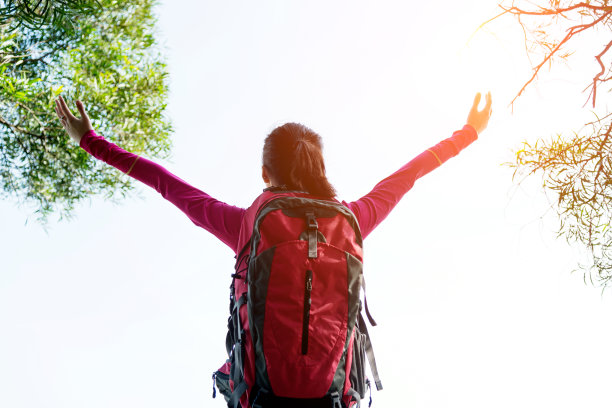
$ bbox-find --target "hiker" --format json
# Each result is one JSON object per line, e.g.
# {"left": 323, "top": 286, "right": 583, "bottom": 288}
{"left": 54, "top": 92, "right": 492, "bottom": 407}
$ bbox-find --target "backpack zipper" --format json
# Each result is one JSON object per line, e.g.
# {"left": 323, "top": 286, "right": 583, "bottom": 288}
{"left": 302, "top": 269, "right": 313, "bottom": 355}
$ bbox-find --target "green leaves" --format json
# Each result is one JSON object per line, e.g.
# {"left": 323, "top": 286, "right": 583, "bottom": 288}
{"left": 0, "top": 1, "right": 102, "bottom": 33}
{"left": 0, "top": 0, "right": 172, "bottom": 222}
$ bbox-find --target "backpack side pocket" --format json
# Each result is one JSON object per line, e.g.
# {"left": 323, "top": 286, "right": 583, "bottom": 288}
{"left": 212, "top": 369, "right": 231, "bottom": 403}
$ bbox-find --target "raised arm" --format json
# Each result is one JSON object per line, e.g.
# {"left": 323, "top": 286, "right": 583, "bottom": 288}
{"left": 344, "top": 92, "right": 492, "bottom": 238}
{"left": 55, "top": 96, "right": 245, "bottom": 252}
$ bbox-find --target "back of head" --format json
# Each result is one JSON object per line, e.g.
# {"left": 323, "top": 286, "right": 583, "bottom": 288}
{"left": 262, "top": 123, "right": 336, "bottom": 198}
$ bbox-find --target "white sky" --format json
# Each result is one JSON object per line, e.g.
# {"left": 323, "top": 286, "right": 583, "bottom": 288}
{"left": 1, "top": 1, "right": 611, "bottom": 407}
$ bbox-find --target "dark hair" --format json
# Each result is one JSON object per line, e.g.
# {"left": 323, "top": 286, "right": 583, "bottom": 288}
{"left": 262, "top": 122, "right": 336, "bottom": 198}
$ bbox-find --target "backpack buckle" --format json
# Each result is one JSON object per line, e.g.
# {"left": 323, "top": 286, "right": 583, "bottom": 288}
{"left": 331, "top": 391, "right": 342, "bottom": 408}
{"left": 305, "top": 211, "right": 318, "bottom": 258}
{"left": 306, "top": 211, "right": 318, "bottom": 229}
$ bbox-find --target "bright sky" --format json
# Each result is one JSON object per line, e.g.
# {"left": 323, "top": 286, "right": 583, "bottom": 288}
{"left": 1, "top": 1, "right": 611, "bottom": 407}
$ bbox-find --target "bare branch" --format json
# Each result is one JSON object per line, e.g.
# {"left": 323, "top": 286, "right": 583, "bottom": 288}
{"left": 498, "top": 1, "right": 612, "bottom": 107}
{"left": 503, "top": 2, "right": 612, "bottom": 17}
{"left": 589, "top": 40, "right": 612, "bottom": 107}
{"left": 510, "top": 28, "right": 574, "bottom": 106}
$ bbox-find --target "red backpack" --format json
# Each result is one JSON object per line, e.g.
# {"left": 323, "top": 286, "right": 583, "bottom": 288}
{"left": 214, "top": 190, "right": 381, "bottom": 408}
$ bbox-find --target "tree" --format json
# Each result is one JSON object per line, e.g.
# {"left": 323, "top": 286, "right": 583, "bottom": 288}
{"left": 0, "top": 0, "right": 171, "bottom": 221}
{"left": 486, "top": 1, "right": 611, "bottom": 288}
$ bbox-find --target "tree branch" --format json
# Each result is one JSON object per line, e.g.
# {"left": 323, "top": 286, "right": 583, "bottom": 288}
{"left": 0, "top": 115, "right": 44, "bottom": 139}
{"left": 503, "top": 2, "right": 612, "bottom": 17}
{"left": 510, "top": 27, "right": 574, "bottom": 106}
{"left": 592, "top": 121, "right": 612, "bottom": 184}
{"left": 502, "top": 2, "right": 612, "bottom": 107}
{"left": 27, "top": 41, "right": 68, "bottom": 64}
{"left": 588, "top": 40, "right": 612, "bottom": 107}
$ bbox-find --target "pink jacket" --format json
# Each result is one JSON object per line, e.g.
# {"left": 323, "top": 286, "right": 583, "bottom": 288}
{"left": 79, "top": 125, "right": 478, "bottom": 251}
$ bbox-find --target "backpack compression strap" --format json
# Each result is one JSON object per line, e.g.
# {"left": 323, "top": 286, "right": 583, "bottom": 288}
{"left": 361, "top": 277, "right": 377, "bottom": 326}
{"left": 358, "top": 312, "right": 383, "bottom": 391}
{"left": 229, "top": 292, "right": 248, "bottom": 408}
{"left": 359, "top": 275, "right": 382, "bottom": 390}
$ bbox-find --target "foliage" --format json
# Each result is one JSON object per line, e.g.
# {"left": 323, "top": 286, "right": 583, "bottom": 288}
{"left": 488, "top": 1, "right": 612, "bottom": 288}
{"left": 0, "top": 0, "right": 171, "bottom": 221}
{"left": 0, "top": 1, "right": 101, "bottom": 32}
{"left": 514, "top": 116, "right": 611, "bottom": 287}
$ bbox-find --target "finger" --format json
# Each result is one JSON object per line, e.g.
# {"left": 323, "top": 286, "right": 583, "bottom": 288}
{"left": 485, "top": 91, "right": 492, "bottom": 111}
{"left": 59, "top": 95, "right": 76, "bottom": 120}
{"left": 471, "top": 92, "right": 482, "bottom": 111}
{"left": 76, "top": 100, "right": 88, "bottom": 119}
{"left": 55, "top": 100, "right": 67, "bottom": 123}
{"left": 54, "top": 100, "right": 61, "bottom": 118}
{"left": 56, "top": 96, "right": 67, "bottom": 117}
{"left": 57, "top": 96, "right": 70, "bottom": 119}
{"left": 58, "top": 95, "right": 77, "bottom": 120}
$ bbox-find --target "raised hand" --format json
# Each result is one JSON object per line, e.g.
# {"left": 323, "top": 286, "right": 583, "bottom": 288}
{"left": 54, "top": 95, "right": 93, "bottom": 144}
{"left": 466, "top": 92, "right": 492, "bottom": 135}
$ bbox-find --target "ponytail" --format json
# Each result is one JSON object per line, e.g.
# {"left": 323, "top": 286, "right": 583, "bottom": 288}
{"left": 262, "top": 123, "right": 336, "bottom": 198}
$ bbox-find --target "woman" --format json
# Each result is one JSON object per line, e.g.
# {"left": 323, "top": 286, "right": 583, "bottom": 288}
{"left": 54, "top": 92, "right": 492, "bottom": 407}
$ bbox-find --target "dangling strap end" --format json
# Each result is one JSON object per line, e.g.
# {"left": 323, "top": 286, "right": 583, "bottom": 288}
{"left": 364, "top": 298, "right": 377, "bottom": 327}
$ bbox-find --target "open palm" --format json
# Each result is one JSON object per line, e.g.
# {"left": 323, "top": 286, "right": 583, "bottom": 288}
{"left": 466, "top": 92, "right": 492, "bottom": 135}
{"left": 54, "top": 95, "right": 93, "bottom": 144}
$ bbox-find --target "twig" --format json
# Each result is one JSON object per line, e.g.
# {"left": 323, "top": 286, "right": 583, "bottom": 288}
{"left": 510, "top": 28, "right": 574, "bottom": 106}
{"left": 592, "top": 122, "right": 612, "bottom": 183}
{"left": 503, "top": 2, "right": 612, "bottom": 17}
{"left": 506, "top": 4, "right": 611, "bottom": 107}
{"left": 590, "top": 40, "right": 612, "bottom": 107}
{"left": 0, "top": 115, "right": 44, "bottom": 139}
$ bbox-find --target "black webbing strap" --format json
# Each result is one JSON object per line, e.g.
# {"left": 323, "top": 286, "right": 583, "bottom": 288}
{"left": 358, "top": 313, "right": 383, "bottom": 391}
{"left": 361, "top": 277, "right": 377, "bottom": 326}
{"left": 234, "top": 294, "right": 247, "bottom": 338}
{"left": 228, "top": 247, "right": 249, "bottom": 358}
{"left": 229, "top": 380, "right": 248, "bottom": 408}
{"left": 232, "top": 293, "right": 247, "bottom": 384}
{"left": 305, "top": 211, "right": 318, "bottom": 258}
{"left": 229, "top": 293, "right": 248, "bottom": 408}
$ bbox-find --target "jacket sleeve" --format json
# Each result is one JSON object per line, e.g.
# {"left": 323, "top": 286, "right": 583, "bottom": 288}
{"left": 343, "top": 125, "right": 478, "bottom": 239}
{"left": 80, "top": 130, "right": 245, "bottom": 251}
